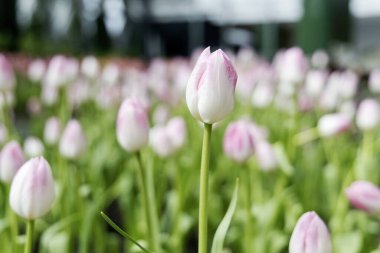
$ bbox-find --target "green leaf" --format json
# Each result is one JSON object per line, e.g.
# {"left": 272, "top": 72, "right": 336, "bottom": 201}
{"left": 273, "top": 143, "right": 295, "bottom": 176}
{"left": 100, "top": 211, "right": 154, "bottom": 253}
{"left": 211, "top": 178, "right": 239, "bottom": 253}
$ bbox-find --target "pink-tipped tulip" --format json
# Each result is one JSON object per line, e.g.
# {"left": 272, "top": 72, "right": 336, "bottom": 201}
{"left": 44, "top": 117, "right": 61, "bottom": 145}
{"left": 356, "top": 99, "right": 380, "bottom": 131}
{"left": 317, "top": 113, "right": 351, "bottom": 137}
{"left": 149, "top": 126, "right": 174, "bottom": 157}
{"left": 24, "top": 137, "right": 45, "bottom": 158}
{"left": 346, "top": 181, "right": 380, "bottom": 214}
{"left": 255, "top": 141, "right": 278, "bottom": 171}
{"left": 166, "top": 117, "right": 187, "bottom": 150}
{"left": 223, "top": 120, "right": 255, "bottom": 163}
{"left": 0, "top": 141, "right": 25, "bottom": 183}
{"left": 10, "top": 156, "right": 55, "bottom": 220}
{"left": 289, "top": 211, "right": 331, "bottom": 253}
{"left": 186, "top": 47, "right": 237, "bottom": 123}
{"left": 59, "top": 119, "right": 86, "bottom": 159}
{"left": 116, "top": 98, "right": 149, "bottom": 152}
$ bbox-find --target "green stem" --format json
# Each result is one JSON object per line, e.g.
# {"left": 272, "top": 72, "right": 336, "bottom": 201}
{"left": 199, "top": 123, "right": 212, "bottom": 253}
{"left": 244, "top": 166, "right": 253, "bottom": 253}
{"left": 24, "top": 220, "right": 34, "bottom": 253}
{"left": 6, "top": 185, "right": 18, "bottom": 252}
{"left": 136, "top": 152, "right": 161, "bottom": 253}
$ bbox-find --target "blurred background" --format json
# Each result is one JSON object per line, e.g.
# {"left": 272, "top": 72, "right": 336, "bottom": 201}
{"left": 1, "top": 0, "right": 379, "bottom": 59}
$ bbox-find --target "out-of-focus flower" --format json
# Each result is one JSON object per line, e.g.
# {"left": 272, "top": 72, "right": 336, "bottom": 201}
{"left": 10, "top": 156, "right": 55, "bottom": 220}
{"left": 317, "top": 113, "right": 351, "bottom": 137}
{"left": 44, "top": 117, "right": 61, "bottom": 145}
{"left": 255, "top": 141, "right": 278, "bottom": 171}
{"left": 0, "top": 54, "right": 15, "bottom": 91}
{"left": 311, "top": 50, "right": 329, "bottom": 69}
{"left": 289, "top": 211, "right": 331, "bottom": 253}
{"left": 223, "top": 119, "right": 255, "bottom": 163}
{"left": 27, "top": 96, "right": 42, "bottom": 116}
{"left": 369, "top": 69, "right": 380, "bottom": 94}
{"left": 44, "top": 55, "right": 78, "bottom": 87}
{"left": 116, "top": 98, "right": 149, "bottom": 152}
{"left": 251, "top": 80, "right": 274, "bottom": 108}
{"left": 152, "top": 104, "right": 170, "bottom": 125}
{"left": 24, "top": 136, "right": 45, "bottom": 158}
{"left": 59, "top": 119, "right": 86, "bottom": 159}
{"left": 28, "top": 59, "right": 46, "bottom": 82}
{"left": 277, "top": 47, "right": 308, "bottom": 84}
{"left": 81, "top": 56, "right": 99, "bottom": 79}
{"left": 166, "top": 117, "right": 187, "bottom": 150}
{"left": 0, "top": 141, "right": 25, "bottom": 183}
{"left": 346, "top": 181, "right": 380, "bottom": 215}
{"left": 339, "top": 71, "right": 358, "bottom": 99}
{"left": 356, "top": 99, "right": 380, "bottom": 131}
{"left": 305, "top": 70, "right": 327, "bottom": 99}
{"left": 101, "top": 63, "right": 120, "bottom": 86}
{"left": 186, "top": 47, "right": 237, "bottom": 124}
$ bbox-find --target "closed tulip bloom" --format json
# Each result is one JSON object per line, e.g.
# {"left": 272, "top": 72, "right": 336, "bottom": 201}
{"left": 317, "top": 113, "right": 351, "bottom": 137}
{"left": 223, "top": 120, "right": 255, "bottom": 163}
{"left": 346, "top": 181, "right": 380, "bottom": 214}
{"left": 149, "top": 126, "right": 174, "bottom": 157}
{"left": 43, "top": 117, "right": 61, "bottom": 145}
{"left": 24, "top": 137, "right": 45, "bottom": 158}
{"left": 255, "top": 141, "right": 277, "bottom": 171}
{"left": 59, "top": 119, "right": 86, "bottom": 159}
{"left": 186, "top": 47, "right": 238, "bottom": 124}
{"left": 10, "top": 156, "right": 55, "bottom": 220}
{"left": 116, "top": 98, "right": 149, "bottom": 152}
{"left": 356, "top": 99, "right": 380, "bottom": 131}
{"left": 81, "top": 55, "right": 99, "bottom": 79}
{"left": 369, "top": 69, "right": 380, "bottom": 93}
{"left": 166, "top": 117, "right": 187, "bottom": 150}
{"left": 0, "top": 141, "right": 25, "bottom": 183}
{"left": 28, "top": 59, "right": 46, "bottom": 82}
{"left": 289, "top": 211, "right": 331, "bottom": 253}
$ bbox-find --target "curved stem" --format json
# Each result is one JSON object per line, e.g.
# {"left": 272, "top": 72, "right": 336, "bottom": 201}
{"left": 199, "top": 123, "right": 212, "bottom": 253}
{"left": 136, "top": 151, "right": 161, "bottom": 253}
{"left": 24, "top": 220, "right": 34, "bottom": 253}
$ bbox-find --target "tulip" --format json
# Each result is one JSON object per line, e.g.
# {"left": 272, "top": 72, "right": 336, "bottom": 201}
{"left": 28, "top": 59, "right": 46, "bottom": 82}
{"left": 0, "top": 54, "right": 15, "bottom": 91}
{"left": 101, "top": 63, "right": 120, "bottom": 86}
{"left": 24, "top": 137, "right": 45, "bottom": 158}
{"left": 166, "top": 117, "right": 187, "bottom": 150}
{"left": 255, "top": 141, "right": 278, "bottom": 171}
{"left": 59, "top": 119, "right": 86, "bottom": 159}
{"left": 311, "top": 50, "right": 329, "bottom": 69}
{"left": 186, "top": 47, "right": 237, "bottom": 124}
{"left": 289, "top": 211, "right": 331, "bottom": 253}
{"left": 356, "top": 99, "right": 380, "bottom": 131}
{"left": 317, "top": 113, "right": 351, "bottom": 137}
{"left": 346, "top": 181, "right": 380, "bottom": 214}
{"left": 81, "top": 55, "right": 99, "bottom": 79}
{"left": 43, "top": 117, "right": 61, "bottom": 145}
{"left": 369, "top": 69, "right": 380, "bottom": 93}
{"left": 116, "top": 98, "right": 149, "bottom": 152}
{"left": 251, "top": 80, "right": 274, "bottom": 108}
{"left": 152, "top": 104, "right": 170, "bottom": 125}
{"left": 277, "top": 47, "right": 308, "bottom": 84}
{"left": 149, "top": 126, "right": 173, "bottom": 157}
{"left": 0, "top": 141, "right": 25, "bottom": 183}
{"left": 305, "top": 70, "right": 327, "bottom": 99}
{"left": 9, "top": 156, "right": 55, "bottom": 220}
{"left": 44, "top": 55, "right": 76, "bottom": 87}
{"left": 223, "top": 120, "right": 255, "bottom": 163}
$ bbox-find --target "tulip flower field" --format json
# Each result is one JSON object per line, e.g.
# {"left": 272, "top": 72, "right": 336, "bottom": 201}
{"left": 1, "top": 46, "right": 380, "bottom": 253}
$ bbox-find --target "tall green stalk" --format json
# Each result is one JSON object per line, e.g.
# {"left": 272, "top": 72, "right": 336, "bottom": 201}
{"left": 136, "top": 152, "right": 161, "bottom": 253}
{"left": 199, "top": 123, "right": 212, "bottom": 253}
{"left": 24, "top": 220, "right": 34, "bottom": 253}
{"left": 244, "top": 166, "right": 253, "bottom": 253}
{"left": 6, "top": 185, "right": 18, "bottom": 252}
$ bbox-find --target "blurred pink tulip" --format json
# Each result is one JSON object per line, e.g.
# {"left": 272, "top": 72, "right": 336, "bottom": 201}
{"left": 356, "top": 99, "right": 380, "bottom": 131}
{"left": 317, "top": 113, "right": 351, "bottom": 137}
{"left": 255, "top": 141, "right": 278, "bottom": 171}
{"left": 43, "top": 117, "right": 61, "bottom": 145}
{"left": 0, "top": 141, "right": 25, "bottom": 183}
{"left": 346, "top": 181, "right": 380, "bottom": 215}
{"left": 59, "top": 120, "right": 86, "bottom": 159}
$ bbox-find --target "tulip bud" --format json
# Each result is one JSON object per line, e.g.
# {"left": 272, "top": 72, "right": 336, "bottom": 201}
{"left": 0, "top": 141, "right": 25, "bottom": 183}
{"left": 289, "top": 211, "right": 331, "bottom": 253}
{"left": 369, "top": 69, "right": 380, "bottom": 94}
{"left": 255, "top": 141, "right": 278, "bottom": 171}
{"left": 28, "top": 59, "right": 46, "bottom": 82}
{"left": 116, "top": 98, "right": 149, "bottom": 152}
{"left": 166, "top": 117, "right": 187, "bottom": 150}
{"left": 305, "top": 70, "right": 327, "bottom": 99}
{"left": 317, "top": 113, "right": 351, "bottom": 137}
{"left": 9, "top": 156, "right": 55, "bottom": 220}
{"left": 149, "top": 126, "right": 174, "bottom": 157}
{"left": 346, "top": 181, "right": 380, "bottom": 214}
{"left": 356, "top": 99, "right": 380, "bottom": 131}
{"left": 43, "top": 117, "right": 61, "bottom": 145}
{"left": 59, "top": 119, "right": 86, "bottom": 159}
{"left": 24, "top": 137, "right": 45, "bottom": 158}
{"left": 0, "top": 54, "right": 15, "bottom": 91}
{"left": 81, "top": 56, "right": 99, "bottom": 79}
{"left": 186, "top": 47, "right": 238, "bottom": 124}
{"left": 223, "top": 120, "right": 255, "bottom": 163}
